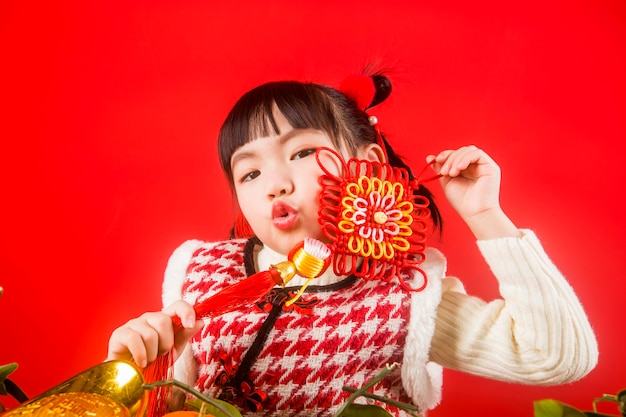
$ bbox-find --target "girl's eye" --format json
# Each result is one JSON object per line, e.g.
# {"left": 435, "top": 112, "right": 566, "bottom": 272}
{"left": 292, "top": 148, "right": 316, "bottom": 160}
{"left": 240, "top": 170, "right": 260, "bottom": 183}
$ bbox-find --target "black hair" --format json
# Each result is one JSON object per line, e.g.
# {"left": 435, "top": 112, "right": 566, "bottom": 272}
{"left": 217, "top": 75, "right": 442, "bottom": 232}
{"left": 218, "top": 81, "right": 373, "bottom": 182}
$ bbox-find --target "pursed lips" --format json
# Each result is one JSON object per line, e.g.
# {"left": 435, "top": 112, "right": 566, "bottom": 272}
{"left": 272, "top": 201, "right": 298, "bottom": 230}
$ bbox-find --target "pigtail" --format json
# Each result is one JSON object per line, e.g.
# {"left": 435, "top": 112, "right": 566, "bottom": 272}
{"left": 367, "top": 74, "right": 392, "bottom": 109}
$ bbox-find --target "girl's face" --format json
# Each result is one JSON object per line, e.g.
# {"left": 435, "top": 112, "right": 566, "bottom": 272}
{"left": 231, "top": 111, "right": 338, "bottom": 255}
{"left": 231, "top": 110, "right": 383, "bottom": 256}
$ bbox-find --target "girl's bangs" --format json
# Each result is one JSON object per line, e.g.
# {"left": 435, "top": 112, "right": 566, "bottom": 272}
{"left": 219, "top": 82, "right": 341, "bottom": 181}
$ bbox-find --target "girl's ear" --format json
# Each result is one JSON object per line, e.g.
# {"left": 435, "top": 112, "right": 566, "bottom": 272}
{"left": 360, "top": 143, "right": 387, "bottom": 164}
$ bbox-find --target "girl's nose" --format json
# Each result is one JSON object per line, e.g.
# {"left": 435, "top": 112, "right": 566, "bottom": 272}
{"left": 266, "top": 166, "right": 294, "bottom": 199}
{"left": 271, "top": 189, "right": 287, "bottom": 197}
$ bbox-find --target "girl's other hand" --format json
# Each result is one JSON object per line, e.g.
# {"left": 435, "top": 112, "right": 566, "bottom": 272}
{"left": 426, "top": 145, "right": 501, "bottom": 219}
{"left": 106, "top": 300, "right": 203, "bottom": 368}
{"left": 426, "top": 145, "right": 520, "bottom": 239}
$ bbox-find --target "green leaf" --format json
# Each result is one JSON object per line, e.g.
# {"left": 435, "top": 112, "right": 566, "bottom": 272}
{"left": 0, "top": 364, "right": 18, "bottom": 382}
{"left": 340, "top": 403, "right": 394, "bottom": 417}
{"left": 534, "top": 399, "right": 587, "bottom": 417}
{"left": 186, "top": 397, "right": 243, "bottom": 417}
{"left": 0, "top": 363, "right": 18, "bottom": 396}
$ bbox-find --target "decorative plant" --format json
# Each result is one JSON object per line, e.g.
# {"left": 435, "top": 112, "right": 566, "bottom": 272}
{"left": 534, "top": 389, "right": 626, "bottom": 417}
{"left": 0, "top": 363, "right": 28, "bottom": 412}
{"left": 334, "top": 362, "right": 421, "bottom": 417}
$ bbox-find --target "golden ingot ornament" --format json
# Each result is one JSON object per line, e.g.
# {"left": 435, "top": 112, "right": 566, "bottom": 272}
{"left": 3, "top": 360, "right": 147, "bottom": 417}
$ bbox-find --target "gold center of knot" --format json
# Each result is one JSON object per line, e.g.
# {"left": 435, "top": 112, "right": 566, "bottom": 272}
{"left": 373, "top": 211, "right": 388, "bottom": 224}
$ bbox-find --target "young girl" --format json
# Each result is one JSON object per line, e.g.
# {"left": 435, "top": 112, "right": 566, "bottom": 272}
{"left": 106, "top": 74, "right": 598, "bottom": 416}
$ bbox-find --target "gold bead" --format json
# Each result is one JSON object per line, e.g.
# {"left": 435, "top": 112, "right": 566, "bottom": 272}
{"left": 374, "top": 211, "right": 388, "bottom": 224}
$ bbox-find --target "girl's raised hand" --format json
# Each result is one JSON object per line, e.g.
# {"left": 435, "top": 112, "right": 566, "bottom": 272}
{"left": 426, "top": 145, "right": 520, "bottom": 239}
{"left": 106, "top": 300, "right": 203, "bottom": 368}
{"left": 427, "top": 146, "right": 501, "bottom": 219}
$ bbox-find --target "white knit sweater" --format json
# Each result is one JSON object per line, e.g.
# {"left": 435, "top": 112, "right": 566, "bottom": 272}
{"left": 429, "top": 230, "right": 598, "bottom": 383}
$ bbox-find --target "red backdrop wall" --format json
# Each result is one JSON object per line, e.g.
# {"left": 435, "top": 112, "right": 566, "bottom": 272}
{"left": 1, "top": 1, "right": 625, "bottom": 416}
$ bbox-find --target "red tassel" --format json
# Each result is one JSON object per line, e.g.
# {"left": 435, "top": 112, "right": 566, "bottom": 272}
{"left": 192, "top": 269, "right": 282, "bottom": 319}
{"left": 143, "top": 269, "right": 282, "bottom": 417}
{"left": 142, "top": 353, "right": 174, "bottom": 417}
{"left": 234, "top": 211, "right": 255, "bottom": 238}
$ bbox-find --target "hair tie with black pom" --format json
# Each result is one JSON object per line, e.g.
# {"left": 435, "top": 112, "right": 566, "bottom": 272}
{"left": 367, "top": 74, "right": 392, "bottom": 109}
{"left": 338, "top": 73, "right": 392, "bottom": 110}
{"left": 338, "top": 74, "right": 376, "bottom": 111}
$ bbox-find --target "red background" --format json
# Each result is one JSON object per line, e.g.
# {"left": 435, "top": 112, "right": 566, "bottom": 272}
{"left": 1, "top": 1, "right": 625, "bottom": 416}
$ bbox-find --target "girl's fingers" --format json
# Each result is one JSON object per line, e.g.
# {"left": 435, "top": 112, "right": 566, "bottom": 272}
{"left": 430, "top": 146, "right": 483, "bottom": 176}
{"left": 444, "top": 146, "right": 475, "bottom": 173}
{"left": 107, "top": 324, "right": 152, "bottom": 367}
{"left": 161, "top": 300, "right": 204, "bottom": 357}
{"left": 426, "top": 150, "right": 453, "bottom": 174}
{"left": 106, "top": 301, "right": 201, "bottom": 368}
{"left": 173, "top": 320, "right": 204, "bottom": 356}
{"left": 107, "top": 311, "right": 176, "bottom": 367}
{"left": 163, "top": 300, "right": 197, "bottom": 329}
{"left": 142, "top": 313, "right": 176, "bottom": 356}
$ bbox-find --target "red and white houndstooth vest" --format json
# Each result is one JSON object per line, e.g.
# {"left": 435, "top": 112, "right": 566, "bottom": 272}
{"left": 167, "top": 238, "right": 444, "bottom": 416}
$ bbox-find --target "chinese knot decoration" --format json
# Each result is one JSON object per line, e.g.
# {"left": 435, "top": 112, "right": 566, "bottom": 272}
{"left": 316, "top": 147, "right": 438, "bottom": 292}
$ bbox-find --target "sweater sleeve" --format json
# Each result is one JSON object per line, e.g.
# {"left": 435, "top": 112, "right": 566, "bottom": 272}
{"left": 429, "top": 229, "right": 598, "bottom": 385}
